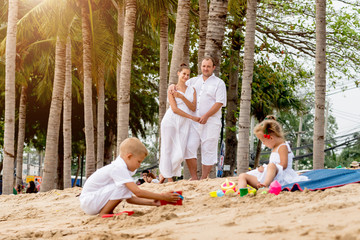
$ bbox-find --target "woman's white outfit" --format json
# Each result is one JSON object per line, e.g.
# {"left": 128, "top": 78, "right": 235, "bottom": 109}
{"left": 159, "top": 87, "right": 195, "bottom": 178}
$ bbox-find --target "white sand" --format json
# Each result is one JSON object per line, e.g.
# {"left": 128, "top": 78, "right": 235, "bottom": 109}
{"left": 1, "top": 177, "right": 360, "bottom": 240}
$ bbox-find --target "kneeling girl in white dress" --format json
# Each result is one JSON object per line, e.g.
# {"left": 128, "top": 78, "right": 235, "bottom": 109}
{"left": 159, "top": 64, "right": 200, "bottom": 182}
{"left": 237, "top": 117, "right": 308, "bottom": 190}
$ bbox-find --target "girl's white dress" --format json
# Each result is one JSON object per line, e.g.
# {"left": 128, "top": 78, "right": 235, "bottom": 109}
{"left": 159, "top": 87, "right": 195, "bottom": 178}
{"left": 247, "top": 142, "right": 308, "bottom": 186}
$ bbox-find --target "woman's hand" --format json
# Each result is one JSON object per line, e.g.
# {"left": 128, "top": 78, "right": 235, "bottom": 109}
{"left": 191, "top": 116, "right": 200, "bottom": 122}
{"left": 258, "top": 166, "right": 264, "bottom": 173}
{"left": 173, "top": 92, "right": 183, "bottom": 99}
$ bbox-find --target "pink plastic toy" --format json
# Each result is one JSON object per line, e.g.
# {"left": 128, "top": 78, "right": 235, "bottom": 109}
{"left": 221, "top": 179, "right": 237, "bottom": 194}
{"left": 268, "top": 180, "right": 281, "bottom": 195}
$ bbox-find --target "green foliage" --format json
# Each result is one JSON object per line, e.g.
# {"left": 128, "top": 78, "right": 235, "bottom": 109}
{"left": 277, "top": 109, "right": 338, "bottom": 169}
{"left": 255, "top": 0, "right": 360, "bottom": 85}
{"left": 335, "top": 132, "right": 360, "bottom": 167}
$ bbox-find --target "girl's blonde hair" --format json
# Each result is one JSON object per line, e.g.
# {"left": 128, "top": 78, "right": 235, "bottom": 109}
{"left": 254, "top": 116, "right": 285, "bottom": 140}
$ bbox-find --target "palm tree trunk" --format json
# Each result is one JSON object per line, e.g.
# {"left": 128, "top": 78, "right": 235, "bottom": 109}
{"left": 97, "top": 65, "right": 105, "bottom": 169}
{"left": 168, "top": 0, "right": 190, "bottom": 85}
{"left": 223, "top": 28, "right": 240, "bottom": 177}
{"left": 236, "top": 0, "right": 257, "bottom": 174}
{"left": 16, "top": 86, "right": 27, "bottom": 186}
{"left": 115, "top": 1, "right": 125, "bottom": 157}
{"left": 313, "top": 0, "right": 326, "bottom": 169}
{"left": 158, "top": 9, "right": 169, "bottom": 127}
{"left": 158, "top": 8, "right": 169, "bottom": 163}
{"left": 197, "top": 0, "right": 208, "bottom": 74}
{"left": 183, "top": 23, "right": 190, "bottom": 66}
{"left": 204, "top": 0, "right": 228, "bottom": 76}
{"left": 254, "top": 140, "right": 262, "bottom": 168}
{"left": 3, "top": 0, "right": 18, "bottom": 195}
{"left": 41, "top": 37, "right": 67, "bottom": 192}
{"left": 117, "top": 0, "right": 137, "bottom": 152}
{"left": 81, "top": 2, "right": 96, "bottom": 178}
{"left": 63, "top": 36, "right": 72, "bottom": 189}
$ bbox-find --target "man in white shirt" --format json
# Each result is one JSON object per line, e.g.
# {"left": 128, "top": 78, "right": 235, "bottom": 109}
{"left": 170, "top": 57, "right": 227, "bottom": 180}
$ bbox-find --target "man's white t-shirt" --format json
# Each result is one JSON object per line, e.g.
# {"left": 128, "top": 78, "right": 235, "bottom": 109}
{"left": 79, "top": 156, "right": 136, "bottom": 215}
{"left": 186, "top": 74, "right": 227, "bottom": 124}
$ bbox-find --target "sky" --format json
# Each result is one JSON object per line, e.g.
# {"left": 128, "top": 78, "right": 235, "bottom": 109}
{"left": 327, "top": 85, "right": 360, "bottom": 138}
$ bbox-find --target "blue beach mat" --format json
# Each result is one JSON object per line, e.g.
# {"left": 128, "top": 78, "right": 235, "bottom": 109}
{"left": 282, "top": 169, "right": 360, "bottom": 192}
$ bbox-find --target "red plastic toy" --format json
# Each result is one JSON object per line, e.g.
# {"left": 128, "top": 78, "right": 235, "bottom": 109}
{"left": 101, "top": 211, "right": 135, "bottom": 218}
{"left": 160, "top": 191, "right": 183, "bottom": 206}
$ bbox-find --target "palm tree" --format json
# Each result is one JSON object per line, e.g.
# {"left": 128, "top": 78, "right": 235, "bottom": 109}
{"left": 81, "top": 1, "right": 96, "bottom": 178}
{"left": 158, "top": 8, "right": 169, "bottom": 126}
{"left": 236, "top": 0, "right": 257, "bottom": 174}
{"left": 197, "top": 0, "right": 208, "bottom": 74}
{"left": 15, "top": 85, "right": 27, "bottom": 186}
{"left": 41, "top": 37, "right": 67, "bottom": 191}
{"left": 313, "top": 0, "right": 326, "bottom": 169}
{"left": 204, "top": 0, "right": 228, "bottom": 75}
{"left": 63, "top": 36, "right": 72, "bottom": 188}
{"left": 168, "top": 0, "right": 190, "bottom": 85}
{"left": 222, "top": 21, "right": 241, "bottom": 177}
{"left": 96, "top": 64, "right": 105, "bottom": 169}
{"left": 117, "top": 0, "right": 137, "bottom": 152}
{"left": 114, "top": 0, "right": 124, "bottom": 157}
{"left": 3, "top": 0, "right": 18, "bottom": 195}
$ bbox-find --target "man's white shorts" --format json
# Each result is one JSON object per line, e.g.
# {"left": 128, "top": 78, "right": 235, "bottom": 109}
{"left": 184, "top": 122, "right": 221, "bottom": 165}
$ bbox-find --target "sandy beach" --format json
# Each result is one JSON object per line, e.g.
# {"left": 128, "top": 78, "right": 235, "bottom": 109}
{"left": 1, "top": 177, "right": 360, "bottom": 240}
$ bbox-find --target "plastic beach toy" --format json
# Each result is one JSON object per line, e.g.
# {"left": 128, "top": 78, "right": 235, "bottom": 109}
{"left": 101, "top": 211, "right": 134, "bottom": 218}
{"left": 160, "top": 191, "right": 183, "bottom": 205}
{"left": 209, "top": 189, "right": 225, "bottom": 197}
{"left": 221, "top": 179, "right": 237, "bottom": 193}
{"left": 239, "top": 188, "right": 248, "bottom": 197}
{"left": 269, "top": 180, "right": 281, "bottom": 195}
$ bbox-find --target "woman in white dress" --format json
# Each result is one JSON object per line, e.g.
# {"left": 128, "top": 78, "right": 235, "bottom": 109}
{"left": 237, "top": 117, "right": 308, "bottom": 189}
{"left": 159, "top": 64, "right": 200, "bottom": 182}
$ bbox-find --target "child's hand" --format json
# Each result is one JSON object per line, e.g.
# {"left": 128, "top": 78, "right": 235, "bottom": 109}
{"left": 153, "top": 200, "right": 161, "bottom": 206}
{"left": 162, "top": 191, "right": 181, "bottom": 203}
{"left": 257, "top": 182, "right": 266, "bottom": 189}
{"left": 258, "top": 166, "right": 264, "bottom": 172}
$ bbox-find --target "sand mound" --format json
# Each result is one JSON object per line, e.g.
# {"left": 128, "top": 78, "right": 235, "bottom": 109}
{"left": 1, "top": 177, "right": 360, "bottom": 239}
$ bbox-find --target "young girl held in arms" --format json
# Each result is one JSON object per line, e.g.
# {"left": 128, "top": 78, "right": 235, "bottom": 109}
{"left": 237, "top": 117, "right": 308, "bottom": 191}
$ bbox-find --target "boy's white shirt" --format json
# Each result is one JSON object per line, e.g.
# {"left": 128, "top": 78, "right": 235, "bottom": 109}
{"left": 80, "top": 156, "right": 136, "bottom": 197}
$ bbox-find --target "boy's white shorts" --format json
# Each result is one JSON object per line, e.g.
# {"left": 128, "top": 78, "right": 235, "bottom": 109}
{"left": 79, "top": 184, "right": 133, "bottom": 215}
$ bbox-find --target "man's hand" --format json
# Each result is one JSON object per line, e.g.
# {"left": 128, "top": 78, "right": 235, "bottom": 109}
{"left": 199, "top": 114, "right": 209, "bottom": 124}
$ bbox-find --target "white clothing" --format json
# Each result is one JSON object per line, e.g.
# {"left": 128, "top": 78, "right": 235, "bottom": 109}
{"left": 186, "top": 74, "right": 227, "bottom": 124}
{"left": 247, "top": 143, "right": 308, "bottom": 186}
{"left": 184, "top": 74, "right": 227, "bottom": 165}
{"left": 159, "top": 87, "right": 195, "bottom": 178}
{"left": 79, "top": 156, "right": 136, "bottom": 215}
{"left": 151, "top": 179, "right": 160, "bottom": 183}
{"left": 184, "top": 121, "right": 221, "bottom": 165}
